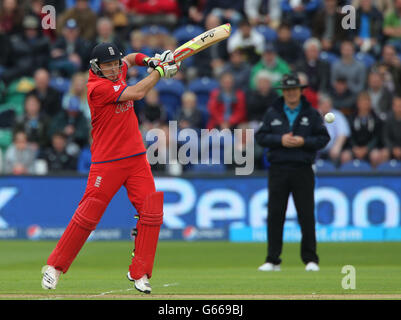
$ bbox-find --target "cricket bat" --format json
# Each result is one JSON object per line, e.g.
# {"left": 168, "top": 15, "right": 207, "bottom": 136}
{"left": 173, "top": 23, "right": 232, "bottom": 62}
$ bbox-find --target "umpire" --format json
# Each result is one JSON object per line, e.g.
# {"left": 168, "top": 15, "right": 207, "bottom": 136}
{"left": 255, "top": 74, "right": 330, "bottom": 272}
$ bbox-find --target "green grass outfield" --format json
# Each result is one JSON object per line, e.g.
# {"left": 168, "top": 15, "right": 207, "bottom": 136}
{"left": 0, "top": 241, "right": 401, "bottom": 300}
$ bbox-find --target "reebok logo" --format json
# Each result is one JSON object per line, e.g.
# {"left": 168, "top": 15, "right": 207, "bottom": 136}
{"left": 271, "top": 119, "right": 282, "bottom": 126}
{"left": 113, "top": 85, "right": 121, "bottom": 92}
{"left": 94, "top": 176, "right": 102, "bottom": 188}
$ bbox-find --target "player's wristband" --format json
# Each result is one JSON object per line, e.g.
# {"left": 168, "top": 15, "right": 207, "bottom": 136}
{"left": 135, "top": 53, "right": 148, "bottom": 66}
{"left": 155, "top": 66, "right": 164, "bottom": 77}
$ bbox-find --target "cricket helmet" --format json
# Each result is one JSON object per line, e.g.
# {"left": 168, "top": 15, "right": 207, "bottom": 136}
{"left": 89, "top": 42, "right": 123, "bottom": 80}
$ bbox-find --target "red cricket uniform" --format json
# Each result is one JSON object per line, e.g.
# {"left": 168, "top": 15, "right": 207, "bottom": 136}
{"left": 87, "top": 61, "right": 146, "bottom": 163}
{"left": 47, "top": 60, "right": 163, "bottom": 281}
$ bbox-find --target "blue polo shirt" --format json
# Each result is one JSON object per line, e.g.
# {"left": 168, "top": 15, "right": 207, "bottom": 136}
{"left": 359, "top": 14, "right": 370, "bottom": 39}
{"left": 284, "top": 103, "right": 301, "bottom": 129}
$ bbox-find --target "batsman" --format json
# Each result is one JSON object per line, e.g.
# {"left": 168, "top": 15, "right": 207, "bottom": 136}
{"left": 41, "top": 42, "right": 180, "bottom": 294}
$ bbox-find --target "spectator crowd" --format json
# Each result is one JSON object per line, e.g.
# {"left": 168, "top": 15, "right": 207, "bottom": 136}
{"left": 1, "top": 0, "right": 401, "bottom": 175}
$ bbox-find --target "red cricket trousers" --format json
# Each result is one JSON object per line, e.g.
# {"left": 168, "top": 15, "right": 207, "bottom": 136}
{"left": 47, "top": 153, "right": 162, "bottom": 279}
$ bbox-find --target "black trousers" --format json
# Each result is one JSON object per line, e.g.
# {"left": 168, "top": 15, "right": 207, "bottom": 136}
{"left": 266, "top": 164, "right": 319, "bottom": 265}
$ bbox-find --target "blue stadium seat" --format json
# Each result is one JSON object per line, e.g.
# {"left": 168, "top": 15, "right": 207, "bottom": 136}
{"left": 319, "top": 51, "right": 340, "bottom": 64}
{"left": 376, "top": 160, "right": 401, "bottom": 172}
{"left": 188, "top": 77, "right": 219, "bottom": 110}
{"left": 340, "top": 160, "right": 372, "bottom": 172}
{"left": 200, "top": 132, "right": 234, "bottom": 165}
{"left": 291, "top": 25, "right": 311, "bottom": 43}
{"left": 127, "top": 67, "right": 148, "bottom": 84}
{"left": 315, "top": 159, "right": 337, "bottom": 172}
{"left": 155, "top": 79, "right": 186, "bottom": 119}
{"left": 140, "top": 25, "right": 169, "bottom": 35}
{"left": 255, "top": 25, "right": 277, "bottom": 42}
{"left": 230, "top": 24, "right": 238, "bottom": 35}
{"left": 181, "top": 55, "right": 195, "bottom": 68}
{"left": 173, "top": 25, "right": 204, "bottom": 45}
{"left": 127, "top": 76, "right": 140, "bottom": 86}
{"left": 49, "top": 77, "right": 71, "bottom": 94}
{"left": 199, "top": 108, "right": 209, "bottom": 128}
{"left": 354, "top": 52, "right": 376, "bottom": 68}
{"left": 189, "top": 163, "right": 226, "bottom": 173}
{"left": 66, "top": 0, "right": 102, "bottom": 13}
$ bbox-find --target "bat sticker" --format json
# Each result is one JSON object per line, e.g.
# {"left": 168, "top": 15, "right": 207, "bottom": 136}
{"left": 201, "top": 30, "right": 215, "bottom": 42}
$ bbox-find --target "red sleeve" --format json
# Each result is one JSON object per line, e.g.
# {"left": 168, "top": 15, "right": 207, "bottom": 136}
{"left": 207, "top": 89, "right": 223, "bottom": 126}
{"left": 89, "top": 63, "right": 129, "bottom": 106}
{"left": 304, "top": 88, "right": 318, "bottom": 109}
{"left": 229, "top": 90, "right": 247, "bottom": 126}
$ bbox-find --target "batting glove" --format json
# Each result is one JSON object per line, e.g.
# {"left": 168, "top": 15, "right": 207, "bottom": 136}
{"left": 155, "top": 60, "right": 181, "bottom": 78}
{"left": 145, "top": 50, "right": 175, "bottom": 74}
{"left": 143, "top": 57, "right": 160, "bottom": 70}
{"left": 156, "top": 50, "right": 174, "bottom": 63}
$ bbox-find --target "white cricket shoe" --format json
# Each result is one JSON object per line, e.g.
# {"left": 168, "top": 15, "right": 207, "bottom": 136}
{"left": 41, "top": 265, "right": 61, "bottom": 289}
{"left": 305, "top": 262, "right": 320, "bottom": 271}
{"left": 127, "top": 272, "right": 152, "bottom": 294}
{"left": 258, "top": 262, "right": 281, "bottom": 272}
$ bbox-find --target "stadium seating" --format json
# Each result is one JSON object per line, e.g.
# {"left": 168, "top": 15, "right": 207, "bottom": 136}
{"left": 136, "top": 66, "right": 149, "bottom": 79}
{"left": 173, "top": 25, "right": 205, "bottom": 45}
{"left": 66, "top": 0, "right": 102, "bottom": 13}
{"left": 319, "top": 51, "right": 340, "bottom": 64}
{"left": 199, "top": 132, "right": 234, "bottom": 167}
{"left": 291, "top": 25, "right": 311, "bottom": 43}
{"left": 141, "top": 25, "right": 169, "bottom": 36}
{"left": 188, "top": 77, "right": 219, "bottom": 111}
{"left": 2, "top": 2, "right": 400, "bottom": 177}
{"left": 354, "top": 52, "right": 376, "bottom": 68}
{"left": 340, "top": 160, "right": 372, "bottom": 172}
{"left": 376, "top": 160, "right": 401, "bottom": 172}
{"left": 199, "top": 108, "right": 209, "bottom": 128}
{"left": 0, "top": 109, "right": 15, "bottom": 128}
{"left": 0, "top": 128, "right": 12, "bottom": 152}
{"left": 315, "top": 159, "right": 337, "bottom": 172}
{"left": 181, "top": 55, "right": 195, "bottom": 68}
{"left": 255, "top": 25, "right": 277, "bottom": 42}
{"left": 189, "top": 163, "right": 226, "bottom": 173}
{"left": 49, "top": 77, "right": 71, "bottom": 94}
{"left": 155, "top": 78, "right": 186, "bottom": 119}
{"left": 230, "top": 24, "right": 238, "bottom": 35}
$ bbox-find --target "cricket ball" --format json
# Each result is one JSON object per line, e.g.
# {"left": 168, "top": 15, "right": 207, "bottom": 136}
{"left": 324, "top": 112, "right": 335, "bottom": 123}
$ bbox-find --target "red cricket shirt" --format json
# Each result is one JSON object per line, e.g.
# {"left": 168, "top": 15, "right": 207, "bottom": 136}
{"left": 86, "top": 61, "right": 146, "bottom": 163}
